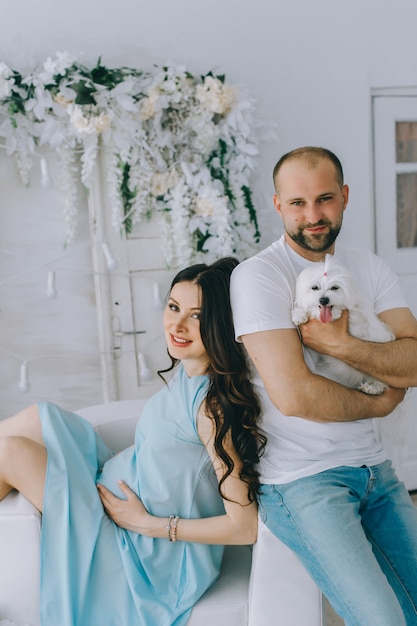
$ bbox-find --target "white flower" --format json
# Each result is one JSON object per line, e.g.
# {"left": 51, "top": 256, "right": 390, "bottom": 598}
{"left": 156, "top": 66, "right": 192, "bottom": 99}
{"left": 105, "top": 150, "right": 125, "bottom": 232}
{"left": 67, "top": 105, "right": 90, "bottom": 132}
{"left": 167, "top": 179, "right": 194, "bottom": 266}
{"left": 139, "top": 87, "right": 161, "bottom": 121}
{"left": 0, "top": 55, "right": 262, "bottom": 260}
{"left": 195, "top": 196, "right": 215, "bottom": 218}
{"left": 68, "top": 104, "right": 112, "bottom": 135}
{"left": 0, "top": 61, "right": 12, "bottom": 79}
{"left": 190, "top": 186, "right": 234, "bottom": 256}
{"left": 57, "top": 146, "right": 79, "bottom": 245}
{"left": 80, "top": 135, "right": 98, "bottom": 187}
{"left": 93, "top": 112, "right": 112, "bottom": 133}
{"left": 54, "top": 91, "right": 74, "bottom": 107}
{"left": 150, "top": 169, "right": 178, "bottom": 197}
{"left": 0, "top": 78, "right": 12, "bottom": 99}
{"left": 108, "top": 79, "right": 142, "bottom": 114}
{"left": 196, "top": 75, "right": 236, "bottom": 115}
{"left": 40, "top": 51, "right": 74, "bottom": 83}
{"left": 25, "top": 85, "right": 54, "bottom": 120}
{"left": 0, "top": 61, "right": 13, "bottom": 98}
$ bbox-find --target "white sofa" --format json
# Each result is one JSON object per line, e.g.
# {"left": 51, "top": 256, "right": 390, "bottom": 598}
{"left": 0, "top": 399, "right": 325, "bottom": 626}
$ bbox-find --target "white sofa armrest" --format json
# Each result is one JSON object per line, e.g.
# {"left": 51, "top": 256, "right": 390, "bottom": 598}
{"left": 249, "top": 517, "right": 325, "bottom": 625}
{"left": 0, "top": 491, "right": 41, "bottom": 624}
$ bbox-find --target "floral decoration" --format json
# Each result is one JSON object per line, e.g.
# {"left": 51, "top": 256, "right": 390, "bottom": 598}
{"left": 0, "top": 52, "right": 262, "bottom": 265}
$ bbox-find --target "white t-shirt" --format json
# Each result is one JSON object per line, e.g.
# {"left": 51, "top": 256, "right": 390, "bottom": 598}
{"left": 230, "top": 236, "right": 408, "bottom": 484}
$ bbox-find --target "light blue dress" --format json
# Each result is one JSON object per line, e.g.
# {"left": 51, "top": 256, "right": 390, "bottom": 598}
{"left": 39, "top": 366, "right": 225, "bottom": 626}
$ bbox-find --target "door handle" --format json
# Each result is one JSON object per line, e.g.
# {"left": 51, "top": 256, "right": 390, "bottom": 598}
{"left": 113, "top": 330, "right": 146, "bottom": 336}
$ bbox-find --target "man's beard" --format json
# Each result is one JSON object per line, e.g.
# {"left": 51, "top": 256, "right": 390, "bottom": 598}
{"left": 286, "top": 219, "right": 342, "bottom": 253}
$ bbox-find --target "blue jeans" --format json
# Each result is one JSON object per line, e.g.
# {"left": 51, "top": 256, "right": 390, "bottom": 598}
{"left": 259, "top": 461, "right": 417, "bottom": 626}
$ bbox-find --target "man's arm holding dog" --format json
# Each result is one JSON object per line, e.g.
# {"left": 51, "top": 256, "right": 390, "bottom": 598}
{"left": 242, "top": 327, "right": 405, "bottom": 423}
{"left": 299, "top": 307, "right": 417, "bottom": 388}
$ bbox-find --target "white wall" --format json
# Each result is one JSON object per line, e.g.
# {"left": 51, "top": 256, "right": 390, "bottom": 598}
{"left": 0, "top": 155, "right": 103, "bottom": 418}
{"left": 1, "top": 0, "right": 417, "bottom": 416}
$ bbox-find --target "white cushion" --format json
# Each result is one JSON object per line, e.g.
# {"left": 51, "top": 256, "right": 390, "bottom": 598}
{"left": 188, "top": 546, "right": 251, "bottom": 626}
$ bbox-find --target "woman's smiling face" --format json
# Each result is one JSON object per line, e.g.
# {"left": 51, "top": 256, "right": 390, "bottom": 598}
{"left": 162, "top": 281, "right": 209, "bottom": 376}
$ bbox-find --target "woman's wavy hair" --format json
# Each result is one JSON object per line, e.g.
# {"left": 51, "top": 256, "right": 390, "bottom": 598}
{"left": 158, "top": 257, "right": 266, "bottom": 503}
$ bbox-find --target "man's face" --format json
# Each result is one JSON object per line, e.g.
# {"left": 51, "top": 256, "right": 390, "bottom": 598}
{"left": 273, "top": 158, "right": 349, "bottom": 261}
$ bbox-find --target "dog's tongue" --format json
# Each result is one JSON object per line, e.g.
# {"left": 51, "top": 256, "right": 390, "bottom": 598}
{"left": 319, "top": 305, "right": 333, "bottom": 323}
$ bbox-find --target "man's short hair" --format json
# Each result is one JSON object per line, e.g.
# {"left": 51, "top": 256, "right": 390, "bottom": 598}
{"left": 272, "top": 146, "right": 344, "bottom": 190}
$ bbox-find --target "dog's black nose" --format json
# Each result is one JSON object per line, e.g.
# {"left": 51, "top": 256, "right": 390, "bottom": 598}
{"left": 319, "top": 296, "right": 330, "bottom": 305}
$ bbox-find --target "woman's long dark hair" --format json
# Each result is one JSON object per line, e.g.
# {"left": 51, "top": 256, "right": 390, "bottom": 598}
{"left": 158, "top": 257, "right": 266, "bottom": 503}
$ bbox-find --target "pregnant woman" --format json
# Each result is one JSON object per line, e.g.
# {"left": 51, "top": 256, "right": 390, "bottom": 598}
{"left": 0, "top": 257, "right": 266, "bottom": 626}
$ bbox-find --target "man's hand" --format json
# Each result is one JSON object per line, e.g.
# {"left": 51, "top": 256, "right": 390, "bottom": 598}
{"left": 97, "top": 481, "right": 149, "bottom": 533}
{"left": 298, "top": 309, "right": 350, "bottom": 357}
{"left": 371, "top": 385, "right": 407, "bottom": 417}
{"left": 298, "top": 309, "right": 407, "bottom": 414}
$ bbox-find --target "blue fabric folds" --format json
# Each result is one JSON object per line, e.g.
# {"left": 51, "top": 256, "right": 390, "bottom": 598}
{"left": 39, "top": 366, "right": 225, "bottom": 626}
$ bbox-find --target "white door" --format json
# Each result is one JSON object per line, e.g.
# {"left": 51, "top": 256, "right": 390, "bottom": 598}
{"left": 373, "top": 92, "right": 417, "bottom": 489}
{"left": 88, "top": 152, "right": 178, "bottom": 403}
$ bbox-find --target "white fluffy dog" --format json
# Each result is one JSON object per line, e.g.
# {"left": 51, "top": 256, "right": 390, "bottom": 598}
{"left": 291, "top": 254, "right": 410, "bottom": 447}
{"left": 291, "top": 254, "right": 395, "bottom": 395}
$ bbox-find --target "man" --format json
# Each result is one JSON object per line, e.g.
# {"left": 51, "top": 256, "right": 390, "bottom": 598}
{"left": 230, "top": 146, "right": 417, "bottom": 625}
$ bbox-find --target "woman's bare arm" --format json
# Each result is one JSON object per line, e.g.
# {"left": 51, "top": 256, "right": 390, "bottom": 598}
{"left": 98, "top": 403, "right": 258, "bottom": 545}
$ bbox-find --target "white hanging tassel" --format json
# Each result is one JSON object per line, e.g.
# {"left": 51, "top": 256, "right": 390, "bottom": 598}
{"left": 46, "top": 270, "right": 57, "bottom": 299}
{"left": 40, "top": 157, "right": 52, "bottom": 188}
{"left": 138, "top": 352, "right": 153, "bottom": 382}
{"left": 153, "top": 281, "right": 163, "bottom": 310}
{"left": 18, "top": 361, "right": 30, "bottom": 393}
{"left": 102, "top": 242, "right": 119, "bottom": 272}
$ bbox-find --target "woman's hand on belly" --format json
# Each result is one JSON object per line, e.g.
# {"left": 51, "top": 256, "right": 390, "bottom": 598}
{"left": 97, "top": 481, "right": 150, "bottom": 533}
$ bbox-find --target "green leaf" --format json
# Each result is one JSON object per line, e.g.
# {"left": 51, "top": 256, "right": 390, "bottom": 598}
{"left": 8, "top": 98, "right": 25, "bottom": 116}
{"left": 118, "top": 160, "right": 137, "bottom": 235}
{"left": 71, "top": 80, "right": 97, "bottom": 105}
{"left": 201, "top": 71, "right": 226, "bottom": 84}
{"left": 90, "top": 58, "right": 127, "bottom": 89}
{"left": 11, "top": 70, "right": 23, "bottom": 86}
{"left": 196, "top": 229, "right": 210, "bottom": 253}
{"left": 242, "top": 185, "right": 261, "bottom": 242}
